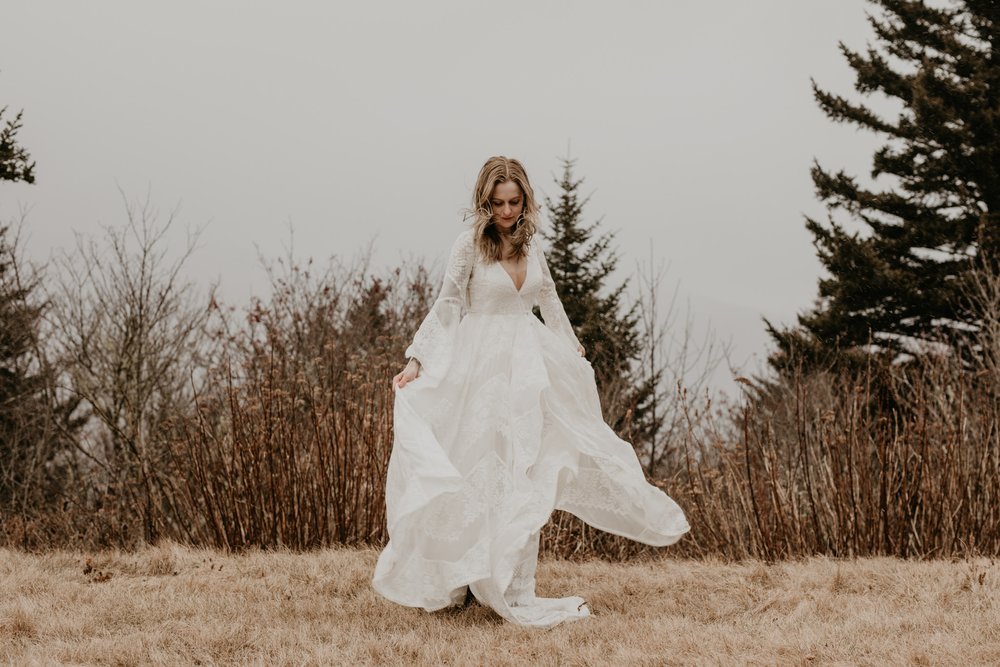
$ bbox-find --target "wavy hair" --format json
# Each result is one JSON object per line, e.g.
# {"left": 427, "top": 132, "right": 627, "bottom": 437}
{"left": 466, "top": 156, "right": 539, "bottom": 262}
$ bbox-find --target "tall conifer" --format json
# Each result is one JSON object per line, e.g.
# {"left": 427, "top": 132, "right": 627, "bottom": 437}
{"left": 0, "top": 225, "right": 81, "bottom": 520}
{"left": 0, "top": 110, "right": 77, "bottom": 529}
{"left": 767, "top": 0, "right": 1000, "bottom": 371}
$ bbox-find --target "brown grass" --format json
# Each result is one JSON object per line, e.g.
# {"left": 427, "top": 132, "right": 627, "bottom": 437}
{"left": 1, "top": 541, "right": 997, "bottom": 666}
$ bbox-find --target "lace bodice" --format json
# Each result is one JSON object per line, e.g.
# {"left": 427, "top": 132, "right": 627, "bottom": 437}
{"left": 405, "top": 229, "right": 582, "bottom": 379}
{"left": 467, "top": 241, "right": 539, "bottom": 316}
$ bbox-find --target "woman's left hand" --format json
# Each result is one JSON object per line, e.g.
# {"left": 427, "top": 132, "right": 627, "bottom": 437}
{"left": 577, "top": 344, "right": 586, "bottom": 357}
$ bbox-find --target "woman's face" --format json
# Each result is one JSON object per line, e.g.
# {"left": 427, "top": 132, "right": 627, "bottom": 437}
{"left": 490, "top": 181, "right": 524, "bottom": 233}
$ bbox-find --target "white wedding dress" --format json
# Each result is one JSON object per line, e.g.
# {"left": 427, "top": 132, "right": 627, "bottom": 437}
{"left": 372, "top": 228, "right": 689, "bottom": 628}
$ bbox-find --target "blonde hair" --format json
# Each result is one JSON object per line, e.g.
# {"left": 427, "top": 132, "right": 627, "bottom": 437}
{"left": 466, "top": 156, "right": 539, "bottom": 262}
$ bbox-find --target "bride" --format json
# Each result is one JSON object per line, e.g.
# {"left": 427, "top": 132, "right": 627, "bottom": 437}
{"left": 372, "top": 156, "right": 689, "bottom": 628}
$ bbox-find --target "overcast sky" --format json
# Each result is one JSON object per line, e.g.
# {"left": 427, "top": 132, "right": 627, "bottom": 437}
{"left": 1, "top": 1, "right": 886, "bottom": 395}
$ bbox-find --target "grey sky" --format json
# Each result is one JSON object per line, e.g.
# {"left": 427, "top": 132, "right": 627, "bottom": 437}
{"left": 1, "top": 1, "right": 884, "bottom": 393}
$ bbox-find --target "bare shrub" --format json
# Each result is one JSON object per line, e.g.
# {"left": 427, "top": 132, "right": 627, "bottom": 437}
{"left": 544, "top": 260, "right": 1000, "bottom": 561}
{"left": 45, "top": 191, "right": 214, "bottom": 546}
{"left": 157, "top": 245, "right": 433, "bottom": 549}
{"left": 656, "top": 260, "right": 1000, "bottom": 560}
{"left": 631, "top": 248, "right": 728, "bottom": 476}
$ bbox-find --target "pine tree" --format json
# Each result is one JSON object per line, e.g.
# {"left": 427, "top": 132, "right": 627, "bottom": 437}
{"left": 0, "top": 225, "right": 43, "bottom": 503}
{"left": 0, "top": 225, "right": 80, "bottom": 520}
{"left": 0, "top": 98, "right": 45, "bottom": 512}
{"left": 767, "top": 0, "right": 1000, "bottom": 372}
{"left": 0, "top": 115, "right": 77, "bottom": 536}
{"left": 0, "top": 106, "right": 35, "bottom": 183}
{"left": 539, "top": 156, "right": 657, "bottom": 441}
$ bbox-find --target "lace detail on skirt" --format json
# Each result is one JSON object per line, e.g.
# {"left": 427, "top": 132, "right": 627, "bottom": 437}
{"left": 421, "top": 455, "right": 515, "bottom": 543}
{"left": 558, "top": 467, "right": 633, "bottom": 518}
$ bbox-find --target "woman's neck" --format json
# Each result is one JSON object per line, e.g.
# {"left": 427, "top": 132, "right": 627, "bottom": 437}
{"left": 498, "top": 232, "right": 515, "bottom": 257}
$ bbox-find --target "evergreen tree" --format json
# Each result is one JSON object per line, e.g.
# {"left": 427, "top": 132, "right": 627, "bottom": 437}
{"left": 0, "top": 105, "right": 35, "bottom": 183}
{"left": 0, "top": 225, "right": 44, "bottom": 503}
{"left": 0, "top": 225, "right": 80, "bottom": 520}
{"left": 539, "top": 156, "right": 657, "bottom": 441}
{"left": 0, "top": 97, "right": 45, "bottom": 512}
{"left": 767, "top": 0, "right": 1000, "bottom": 372}
{"left": 0, "top": 114, "right": 77, "bottom": 536}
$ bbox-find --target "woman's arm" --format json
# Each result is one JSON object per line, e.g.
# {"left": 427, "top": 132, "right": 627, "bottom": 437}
{"left": 395, "top": 229, "right": 474, "bottom": 387}
{"left": 392, "top": 357, "right": 422, "bottom": 389}
{"left": 535, "top": 244, "right": 585, "bottom": 356}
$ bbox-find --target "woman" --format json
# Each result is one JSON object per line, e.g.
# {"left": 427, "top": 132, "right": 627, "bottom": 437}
{"left": 372, "top": 156, "right": 689, "bottom": 628}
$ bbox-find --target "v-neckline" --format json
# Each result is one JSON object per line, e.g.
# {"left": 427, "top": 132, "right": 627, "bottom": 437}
{"left": 497, "top": 252, "right": 529, "bottom": 294}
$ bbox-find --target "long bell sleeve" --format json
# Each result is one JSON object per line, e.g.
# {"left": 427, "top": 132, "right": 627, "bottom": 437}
{"left": 534, "top": 244, "right": 583, "bottom": 353}
{"left": 403, "top": 229, "right": 474, "bottom": 383}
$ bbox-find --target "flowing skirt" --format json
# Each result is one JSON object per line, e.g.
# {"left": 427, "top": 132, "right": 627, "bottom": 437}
{"left": 372, "top": 311, "right": 689, "bottom": 628}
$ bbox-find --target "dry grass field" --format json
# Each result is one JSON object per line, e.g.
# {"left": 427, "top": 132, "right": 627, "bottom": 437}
{"left": 0, "top": 541, "right": 997, "bottom": 666}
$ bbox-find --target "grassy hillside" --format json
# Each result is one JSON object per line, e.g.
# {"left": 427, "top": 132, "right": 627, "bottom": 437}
{"left": 1, "top": 542, "right": 997, "bottom": 665}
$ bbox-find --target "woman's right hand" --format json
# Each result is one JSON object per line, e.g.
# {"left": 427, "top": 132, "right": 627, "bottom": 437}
{"left": 393, "top": 358, "right": 421, "bottom": 390}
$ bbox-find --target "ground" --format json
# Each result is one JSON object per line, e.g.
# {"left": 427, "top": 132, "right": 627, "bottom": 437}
{"left": 1, "top": 542, "right": 997, "bottom": 665}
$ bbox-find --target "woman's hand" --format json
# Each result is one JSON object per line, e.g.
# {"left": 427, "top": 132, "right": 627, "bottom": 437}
{"left": 393, "top": 358, "right": 421, "bottom": 390}
{"left": 577, "top": 344, "right": 586, "bottom": 357}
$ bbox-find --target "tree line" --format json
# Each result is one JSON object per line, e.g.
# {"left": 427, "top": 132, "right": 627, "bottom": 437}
{"left": 1, "top": 0, "right": 998, "bottom": 557}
